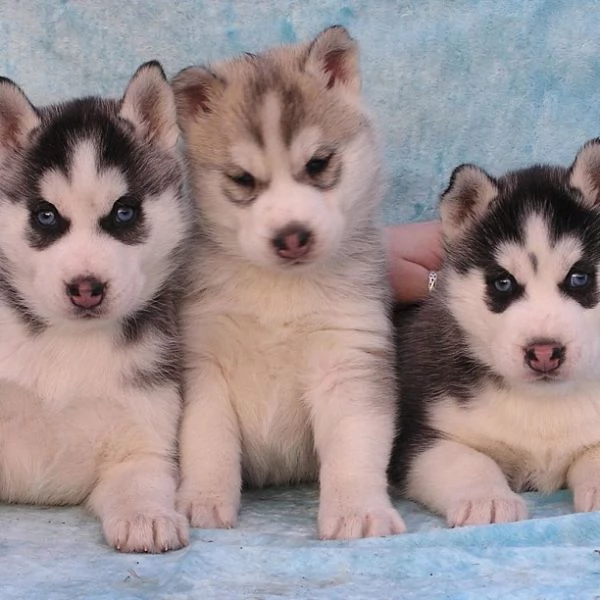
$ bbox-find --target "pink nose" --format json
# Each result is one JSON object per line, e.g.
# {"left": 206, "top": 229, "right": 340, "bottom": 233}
{"left": 271, "top": 225, "right": 313, "bottom": 260}
{"left": 66, "top": 276, "right": 106, "bottom": 309}
{"left": 524, "top": 342, "right": 565, "bottom": 373}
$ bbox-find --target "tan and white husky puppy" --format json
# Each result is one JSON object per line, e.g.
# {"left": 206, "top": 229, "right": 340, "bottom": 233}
{"left": 173, "top": 26, "right": 404, "bottom": 539}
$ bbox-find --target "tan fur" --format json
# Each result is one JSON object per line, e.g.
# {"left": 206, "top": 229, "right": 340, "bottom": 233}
{"left": 174, "top": 27, "right": 404, "bottom": 539}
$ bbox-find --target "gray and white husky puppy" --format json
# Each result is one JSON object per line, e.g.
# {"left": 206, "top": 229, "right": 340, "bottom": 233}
{"left": 172, "top": 26, "right": 405, "bottom": 539}
{"left": 390, "top": 139, "right": 600, "bottom": 527}
{"left": 0, "top": 62, "right": 194, "bottom": 552}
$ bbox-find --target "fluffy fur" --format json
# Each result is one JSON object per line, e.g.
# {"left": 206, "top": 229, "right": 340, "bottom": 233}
{"left": 0, "top": 62, "right": 195, "bottom": 552}
{"left": 390, "top": 139, "right": 600, "bottom": 527}
{"left": 172, "top": 26, "right": 404, "bottom": 539}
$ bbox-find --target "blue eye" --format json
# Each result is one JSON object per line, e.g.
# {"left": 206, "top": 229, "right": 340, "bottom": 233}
{"left": 34, "top": 206, "right": 58, "bottom": 228}
{"left": 494, "top": 277, "right": 513, "bottom": 293}
{"left": 568, "top": 272, "right": 590, "bottom": 289}
{"left": 112, "top": 200, "right": 137, "bottom": 225}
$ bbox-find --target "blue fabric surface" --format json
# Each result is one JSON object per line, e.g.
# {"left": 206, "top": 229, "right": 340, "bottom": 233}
{"left": 1, "top": 488, "right": 599, "bottom": 599}
{"left": 3, "top": 1, "right": 600, "bottom": 598}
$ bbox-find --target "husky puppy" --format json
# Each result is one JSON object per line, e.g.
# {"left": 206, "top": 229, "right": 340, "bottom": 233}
{"left": 172, "top": 26, "right": 404, "bottom": 539}
{"left": 0, "top": 62, "right": 194, "bottom": 552}
{"left": 390, "top": 140, "right": 600, "bottom": 527}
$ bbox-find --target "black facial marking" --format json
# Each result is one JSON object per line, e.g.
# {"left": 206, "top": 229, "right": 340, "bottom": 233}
{"left": 484, "top": 269, "right": 525, "bottom": 313}
{"left": 26, "top": 200, "right": 70, "bottom": 250}
{"left": 528, "top": 252, "right": 538, "bottom": 273}
{"left": 559, "top": 261, "right": 599, "bottom": 308}
{"left": 98, "top": 195, "right": 147, "bottom": 245}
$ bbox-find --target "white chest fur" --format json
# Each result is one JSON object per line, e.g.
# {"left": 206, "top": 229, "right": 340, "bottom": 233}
{"left": 433, "top": 383, "right": 600, "bottom": 492}
{"left": 183, "top": 259, "right": 389, "bottom": 486}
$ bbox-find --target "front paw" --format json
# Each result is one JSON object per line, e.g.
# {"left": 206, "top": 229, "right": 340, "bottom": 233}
{"left": 446, "top": 489, "right": 527, "bottom": 527}
{"left": 177, "top": 487, "right": 240, "bottom": 529}
{"left": 572, "top": 483, "right": 600, "bottom": 513}
{"left": 103, "top": 509, "right": 189, "bottom": 553}
{"left": 318, "top": 500, "right": 406, "bottom": 540}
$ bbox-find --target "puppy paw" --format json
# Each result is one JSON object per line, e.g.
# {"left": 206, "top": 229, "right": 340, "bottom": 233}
{"left": 103, "top": 509, "right": 189, "bottom": 553}
{"left": 572, "top": 484, "right": 600, "bottom": 513}
{"left": 318, "top": 502, "right": 406, "bottom": 540}
{"left": 447, "top": 490, "right": 527, "bottom": 527}
{"left": 177, "top": 488, "right": 239, "bottom": 529}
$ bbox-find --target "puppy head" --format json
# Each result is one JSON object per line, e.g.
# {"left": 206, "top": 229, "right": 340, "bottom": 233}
{"left": 0, "top": 62, "right": 190, "bottom": 330}
{"left": 172, "top": 26, "right": 381, "bottom": 271}
{"left": 440, "top": 143, "right": 600, "bottom": 388}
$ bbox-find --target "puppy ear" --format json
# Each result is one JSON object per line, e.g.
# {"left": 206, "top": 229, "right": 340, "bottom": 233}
{"left": 440, "top": 164, "right": 499, "bottom": 240}
{"left": 170, "top": 66, "right": 225, "bottom": 129}
{"left": 119, "top": 61, "right": 178, "bottom": 150}
{"left": 304, "top": 25, "right": 360, "bottom": 93}
{"left": 569, "top": 138, "right": 600, "bottom": 206}
{"left": 0, "top": 77, "right": 40, "bottom": 153}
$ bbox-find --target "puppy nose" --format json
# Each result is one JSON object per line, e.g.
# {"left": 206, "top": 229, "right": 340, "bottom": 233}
{"left": 524, "top": 342, "right": 565, "bottom": 373}
{"left": 66, "top": 276, "right": 106, "bottom": 309}
{"left": 271, "top": 224, "right": 313, "bottom": 260}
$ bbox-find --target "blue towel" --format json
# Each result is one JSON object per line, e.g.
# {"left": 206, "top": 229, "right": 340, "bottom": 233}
{"left": 3, "top": 1, "right": 600, "bottom": 598}
{"left": 1, "top": 488, "right": 599, "bottom": 599}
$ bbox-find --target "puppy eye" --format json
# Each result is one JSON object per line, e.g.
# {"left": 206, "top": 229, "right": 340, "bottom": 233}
{"left": 32, "top": 202, "right": 59, "bottom": 228}
{"left": 228, "top": 171, "right": 255, "bottom": 188}
{"left": 493, "top": 277, "right": 514, "bottom": 293}
{"left": 111, "top": 197, "right": 138, "bottom": 226}
{"left": 305, "top": 154, "right": 332, "bottom": 177}
{"left": 566, "top": 271, "right": 591, "bottom": 289}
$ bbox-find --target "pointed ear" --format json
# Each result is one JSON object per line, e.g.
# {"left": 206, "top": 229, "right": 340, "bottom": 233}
{"left": 440, "top": 164, "right": 499, "bottom": 240}
{"left": 119, "top": 61, "right": 178, "bottom": 150}
{"left": 0, "top": 77, "right": 40, "bottom": 153}
{"left": 304, "top": 26, "right": 360, "bottom": 93}
{"left": 170, "top": 66, "right": 225, "bottom": 129}
{"left": 569, "top": 138, "right": 600, "bottom": 206}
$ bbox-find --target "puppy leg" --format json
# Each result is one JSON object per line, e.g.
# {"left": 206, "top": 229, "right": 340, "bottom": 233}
{"left": 406, "top": 439, "right": 527, "bottom": 527}
{"left": 177, "top": 361, "right": 242, "bottom": 529}
{"left": 88, "top": 455, "right": 188, "bottom": 553}
{"left": 567, "top": 444, "right": 600, "bottom": 512}
{"left": 307, "top": 340, "right": 405, "bottom": 540}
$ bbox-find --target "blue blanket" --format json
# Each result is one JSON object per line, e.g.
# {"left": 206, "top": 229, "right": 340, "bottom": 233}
{"left": 1, "top": 488, "right": 599, "bottom": 599}
{"left": 3, "top": 1, "right": 600, "bottom": 598}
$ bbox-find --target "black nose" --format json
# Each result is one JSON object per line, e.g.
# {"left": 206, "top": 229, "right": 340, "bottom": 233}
{"left": 65, "top": 275, "right": 106, "bottom": 309}
{"left": 271, "top": 224, "right": 313, "bottom": 260}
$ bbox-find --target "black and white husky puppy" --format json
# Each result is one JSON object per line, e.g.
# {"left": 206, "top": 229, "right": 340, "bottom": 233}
{"left": 0, "top": 62, "right": 194, "bottom": 552}
{"left": 391, "top": 139, "right": 600, "bottom": 527}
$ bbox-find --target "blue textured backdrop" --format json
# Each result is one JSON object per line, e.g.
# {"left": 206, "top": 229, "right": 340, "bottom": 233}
{"left": 3, "top": 2, "right": 600, "bottom": 598}
{"left": 4, "top": 0, "right": 600, "bottom": 223}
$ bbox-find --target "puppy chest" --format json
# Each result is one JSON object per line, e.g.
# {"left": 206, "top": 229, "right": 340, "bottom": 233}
{"left": 434, "top": 392, "right": 600, "bottom": 491}
{"left": 225, "top": 332, "right": 318, "bottom": 485}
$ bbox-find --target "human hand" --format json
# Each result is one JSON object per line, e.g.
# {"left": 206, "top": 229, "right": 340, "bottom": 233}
{"left": 386, "top": 221, "right": 443, "bottom": 304}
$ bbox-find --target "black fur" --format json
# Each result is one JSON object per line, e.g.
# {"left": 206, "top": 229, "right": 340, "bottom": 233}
{"left": 389, "top": 297, "right": 503, "bottom": 487}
